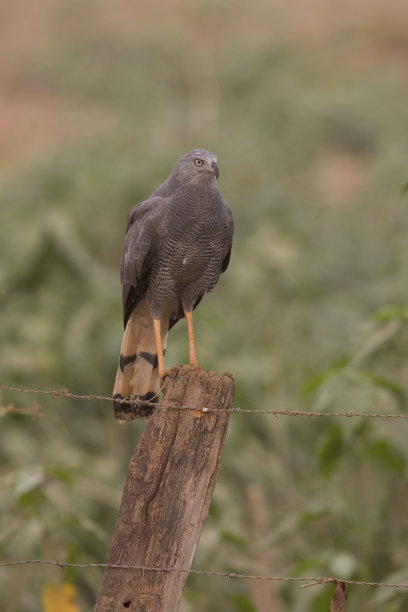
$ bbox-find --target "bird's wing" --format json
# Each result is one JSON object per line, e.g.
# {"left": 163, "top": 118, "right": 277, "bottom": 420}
{"left": 221, "top": 204, "right": 234, "bottom": 273}
{"left": 120, "top": 196, "right": 164, "bottom": 327}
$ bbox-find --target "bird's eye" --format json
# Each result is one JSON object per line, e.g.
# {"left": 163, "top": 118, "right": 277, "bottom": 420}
{"left": 194, "top": 158, "right": 203, "bottom": 166}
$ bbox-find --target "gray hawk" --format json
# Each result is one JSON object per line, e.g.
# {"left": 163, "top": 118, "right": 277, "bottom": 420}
{"left": 113, "top": 149, "right": 233, "bottom": 419}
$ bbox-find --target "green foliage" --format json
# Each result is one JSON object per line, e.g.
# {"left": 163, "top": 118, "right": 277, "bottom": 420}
{"left": 1, "top": 1, "right": 408, "bottom": 610}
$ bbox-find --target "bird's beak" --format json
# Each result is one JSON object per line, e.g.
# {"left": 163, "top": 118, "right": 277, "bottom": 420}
{"left": 211, "top": 161, "right": 219, "bottom": 179}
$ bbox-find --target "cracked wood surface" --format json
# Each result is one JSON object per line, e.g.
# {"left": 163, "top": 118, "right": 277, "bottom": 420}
{"left": 94, "top": 365, "right": 234, "bottom": 612}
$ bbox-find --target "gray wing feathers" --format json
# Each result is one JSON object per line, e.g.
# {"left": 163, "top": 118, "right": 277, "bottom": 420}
{"left": 121, "top": 196, "right": 164, "bottom": 327}
{"left": 221, "top": 204, "right": 234, "bottom": 273}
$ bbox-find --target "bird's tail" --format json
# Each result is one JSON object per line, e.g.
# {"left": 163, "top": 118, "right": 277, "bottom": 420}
{"left": 113, "top": 299, "right": 168, "bottom": 420}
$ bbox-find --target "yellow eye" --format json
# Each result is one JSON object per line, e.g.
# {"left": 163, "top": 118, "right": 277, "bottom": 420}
{"left": 194, "top": 158, "right": 203, "bottom": 166}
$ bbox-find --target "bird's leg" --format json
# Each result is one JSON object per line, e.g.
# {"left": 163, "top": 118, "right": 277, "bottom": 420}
{"left": 183, "top": 308, "right": 198, "bottom": 366}
{"left": 153, "top": 318, "right": 165, "bottom": 379}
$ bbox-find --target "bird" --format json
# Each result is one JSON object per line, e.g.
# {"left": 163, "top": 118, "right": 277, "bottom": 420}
{"left": 113, "top": 149, "right": 233, "bottom": 419}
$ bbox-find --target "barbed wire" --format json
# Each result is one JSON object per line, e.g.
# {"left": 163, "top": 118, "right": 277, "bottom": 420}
{"left": 2, "top": 387, "right": 407, "bottom": 611}
{"left": 0, "top": 383, "right": 407, "bottom": 419}
{"left": 0, "top": 559, "right": 407, "bottom": 590}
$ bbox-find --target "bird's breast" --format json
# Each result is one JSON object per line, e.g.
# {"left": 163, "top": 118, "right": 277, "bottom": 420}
{"left": 148, "top": 188, "right": 230, "bottom": 300}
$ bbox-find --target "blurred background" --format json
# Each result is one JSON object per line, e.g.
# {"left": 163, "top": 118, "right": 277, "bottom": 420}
{"left": 1, "top": 0, "right": 408, "bottom": 610}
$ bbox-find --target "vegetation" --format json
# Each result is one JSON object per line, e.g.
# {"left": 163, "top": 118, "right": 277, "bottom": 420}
{"left": 1, "top": 1, "right": 408, "bottom": 610}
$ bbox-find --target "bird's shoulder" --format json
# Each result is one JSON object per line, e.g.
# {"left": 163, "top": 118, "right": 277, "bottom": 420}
{"left": 125, "top": 194, "right": 165, "bottom": 234}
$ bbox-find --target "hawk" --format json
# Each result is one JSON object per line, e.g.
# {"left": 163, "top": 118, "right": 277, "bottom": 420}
{"left": 113, "top": 149, "right": 233, "bottom": 419}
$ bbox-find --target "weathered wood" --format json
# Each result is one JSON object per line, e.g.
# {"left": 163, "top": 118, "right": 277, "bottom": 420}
{"left": 94, "top": 365, "right": 234, "bottom": 612}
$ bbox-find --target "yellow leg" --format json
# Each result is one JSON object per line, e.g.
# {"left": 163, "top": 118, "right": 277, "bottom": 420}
{"left": 153, "top": 318, "right": 165, "bottom": 379}
{"left": 183, "top": 308, "right": 198, "bottom": 366}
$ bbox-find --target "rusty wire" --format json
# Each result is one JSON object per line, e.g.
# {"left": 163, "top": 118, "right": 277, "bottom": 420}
{"left": 0, "top": 383, "right": 407, "bottom": 419}
{"left": 0, "top": 559, "right": 408, "bottom": 590}
{"left": 1, "top": 384, "right": 408, "bottom": 608}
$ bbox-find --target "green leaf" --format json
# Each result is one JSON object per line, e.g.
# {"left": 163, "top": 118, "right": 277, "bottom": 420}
{"left": 368, "top": 440, "right": 406, "bottom": 476}
{"left": 318, "top": 424, "right": 343, "bottom": 477}
{"left": 374, "top": 305, "right": 408, "bottom": 322}
{"left": 400, "top": 181, "right": 408, "bottom": 197}
{"left": 221, "top": 531, "right": 247, "bottom": 549}
{"left": 368, "top": 374, "right": 406, "bottom": 404}
{"left": 226, "top": 593, "right": 257, "bottom": 612}
{"left": 19, "top": 488, "right": 48, "bottom": 509}
{"left": 302, "top": 358, "right": 349, "bottom": 394}
{"left": 45, "top": 466, "right": 73, "bottom": 485}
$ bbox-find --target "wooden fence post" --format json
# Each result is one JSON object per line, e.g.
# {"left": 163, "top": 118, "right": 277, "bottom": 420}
{"left": 94, "top": 365, "right": 235, "bottom": 612}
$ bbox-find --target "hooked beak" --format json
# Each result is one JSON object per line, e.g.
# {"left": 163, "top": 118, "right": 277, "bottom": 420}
{"left": 210, "top": 160, "right": 219, "bottom": 179}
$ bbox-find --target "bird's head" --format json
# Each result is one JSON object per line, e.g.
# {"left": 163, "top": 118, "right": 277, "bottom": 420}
{"left": 174, "top": 149, "right": 219, "bottom": 182}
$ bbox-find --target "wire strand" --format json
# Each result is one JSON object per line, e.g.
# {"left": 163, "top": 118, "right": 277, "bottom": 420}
{"left": 0, "top": 383, "right": 407, "bottom": 419}
{"left": 0, "top": 559, "right": 408, "bottom": 590}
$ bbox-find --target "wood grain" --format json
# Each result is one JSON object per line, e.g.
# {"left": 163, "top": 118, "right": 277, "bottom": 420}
{"left": 94, "top": 365, "right": 234, "bottom": 612}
